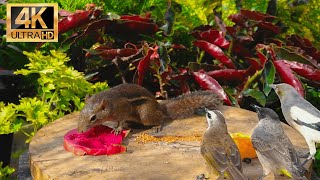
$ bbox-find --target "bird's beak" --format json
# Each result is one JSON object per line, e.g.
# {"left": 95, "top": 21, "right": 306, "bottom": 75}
{"left": 270, "top": 84, "right": 277, "bottom": 90}
{"left": 212, "top": 110, "right": 223, "bottom": 116}
{"left": 251, "top": 104, "right": 263, "bottom": 120}
{"left": 251, "top": 104, "right": 260, "bottom": 111}
{"left": 203, "top": 107, "right": 209, "bottom": 113}
{"left": 251, "top": 104, "right": 261, "bottom": 112}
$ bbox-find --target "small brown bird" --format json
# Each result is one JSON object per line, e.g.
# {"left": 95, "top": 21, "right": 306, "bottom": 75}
{"left": 200, "top": 108, "right": 246, "bottom": 180}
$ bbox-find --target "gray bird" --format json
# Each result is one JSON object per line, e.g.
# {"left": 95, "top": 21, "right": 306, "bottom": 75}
{"left": 271, "top": 83, "right": 320, "bottom": 162}
{"left": 251, "top": 105, "right": 307, "bottom": 180}
{"left": 200, "top": 108, "right": 247, "bottom": 180}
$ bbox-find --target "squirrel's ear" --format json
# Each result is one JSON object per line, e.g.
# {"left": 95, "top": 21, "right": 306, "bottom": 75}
{"left": 96, "top": 99, "right": 107, "bottom": 111}
{"left": 85, "top": 94, "right": 91, "bottom": 102}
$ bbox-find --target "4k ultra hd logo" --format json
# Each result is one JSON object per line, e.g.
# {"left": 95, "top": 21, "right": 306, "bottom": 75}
{"left": 6, "top": 4, "right": 58, "bottom": 42}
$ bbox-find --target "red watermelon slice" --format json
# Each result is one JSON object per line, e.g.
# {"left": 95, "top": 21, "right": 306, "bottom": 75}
{"left": 64, "top": 125, "right": 130, "bottom": 156}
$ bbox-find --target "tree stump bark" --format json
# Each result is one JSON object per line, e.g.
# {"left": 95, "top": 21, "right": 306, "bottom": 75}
{"left": 29, "top": 106, "right": 311, "bottom": 180}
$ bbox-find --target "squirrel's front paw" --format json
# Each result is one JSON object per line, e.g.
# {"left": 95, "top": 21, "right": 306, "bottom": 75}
{"left": 111, "top": 127, "right": 122, "bottom": 135}
{"left": 152, "top": 124, "right": 162, "bottom": 133}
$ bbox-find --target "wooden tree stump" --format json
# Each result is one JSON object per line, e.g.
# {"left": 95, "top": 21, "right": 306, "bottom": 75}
{"left": 29, "top": 106, "right": 311, "bottom": 180}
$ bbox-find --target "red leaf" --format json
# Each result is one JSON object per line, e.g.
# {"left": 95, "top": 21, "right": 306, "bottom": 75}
{"left": 247, "top": 58, "right": 261, "bottom": 71}
{"left": 273, "top": 61, "right": 304, "bottom": 97}
{"left": 90, "top": 48, "right": 139, "bottom": 60}
{"left": 228, "top": 14, "right": 247, "bottom": 27}
{"left": 232, "top": 41, "right": 252, "bottom": 58}
{"left": 237, "top": 36, "right": 254, "bottom": 43}
{"left": 171, "top": 44, "right": 186, "bottom": 49}
{"left": 206, "top": 69, "right": 246, "bottom": 84}
{"left": 171, "top": 68, "right": 191, "bottom": 93}
{"left": 193, "top": 40, "right": 236, "bottom": 69}
{"left": 64, "top": 125, "right": 129, "bottom": 156}
{"left": 256, "top": 22, "right": 280, "bottom": 34}
{"left": 286, "top": 35, "right": 320, "bottom": 63}
{"left": 256, "top": 45, "right": 268, "bottom": 67}
{"left": 240, "top": 10, "right": 276, "bottom": 21}
{"left": 267, "top": 39, "right": 284, "bottom": 46}
{"left": 281, "top": 60, "right": 320, "bottom": 82}
{"left": 58, "top": 10, "right": 74, "bottom": 17}
{"left": 120, "top": 13, "right": 153, "bottom": 23}
{"left": 58, "top": 8, "right": 102, "bottom": 34}
{"left": 192, "top": 29, "right": 230, "bottom": 49}
{"left": 192, "top": 71, "right": 232, "bottom": 105}
{"left": 191, "top": 25, "right": 214, "bottom": 39}
{"left": 226, "top": 26, "right": 237, "bottom": 37}
{"left": 111, "top": 20, "right": 159, "bottom": 35}
{"left": 137, "top": 49, "right": 153, "bottom": 85}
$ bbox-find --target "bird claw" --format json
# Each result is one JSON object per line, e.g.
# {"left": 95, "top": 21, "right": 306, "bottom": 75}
{"left": 301, "top": 153, "right": 315, "bottom": 166}
{"left": 196, "top": 174, "right": 206, "bottom": 180}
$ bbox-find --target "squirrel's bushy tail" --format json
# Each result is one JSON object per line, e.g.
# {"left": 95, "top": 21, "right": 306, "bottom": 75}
{"left": 160, "top": 91, "right": 223, "bottom": 120}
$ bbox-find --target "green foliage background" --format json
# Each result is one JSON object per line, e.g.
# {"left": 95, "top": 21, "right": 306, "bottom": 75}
{"left": 1, "top": 0, "right": 319, "bottom": 48}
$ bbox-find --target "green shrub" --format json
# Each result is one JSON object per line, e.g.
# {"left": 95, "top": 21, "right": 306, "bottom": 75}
{"left": 0, "top": 51, "right": 108, "bottom": 141}
{"left": 0, "top": 162, "right": 15, "bottom": 180}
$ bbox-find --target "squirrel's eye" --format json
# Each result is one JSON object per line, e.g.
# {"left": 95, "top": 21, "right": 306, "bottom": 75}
{"left": 90, "top": 115, "right": 97, "bottom": 122}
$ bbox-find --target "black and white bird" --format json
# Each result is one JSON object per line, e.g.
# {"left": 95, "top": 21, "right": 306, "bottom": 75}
{"left": 271, "top": 83, "right": 320, "bottom": 162}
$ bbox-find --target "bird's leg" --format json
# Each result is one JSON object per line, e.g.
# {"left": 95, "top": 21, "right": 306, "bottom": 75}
{"left": 301, "top": 152, "right": 315, "bottom": 166}
{"left": 301, "top": 141, "right": 317, "bottom": 166}
{"left": 300, "top": 152, "right": 311, "bottom": 158}
{"left": 296, "top": 149, "right": 310, "bottom": 158}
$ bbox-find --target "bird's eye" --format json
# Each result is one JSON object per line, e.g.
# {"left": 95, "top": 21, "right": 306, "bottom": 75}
{"left": 90, "top": 115, "right": 97, "bottom": 122}
{"left": 207, "top": 113, "right": 212, "bottom": 119}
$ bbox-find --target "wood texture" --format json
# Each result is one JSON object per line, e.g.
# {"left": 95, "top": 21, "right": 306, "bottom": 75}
{"left": 29, "top": 106, "right": 311, "bottom": 180}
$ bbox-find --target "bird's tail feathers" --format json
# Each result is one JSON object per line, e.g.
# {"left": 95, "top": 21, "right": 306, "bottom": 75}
{"left": 160, "top": 91, "right": 223, "bottom": 120}
{"left": 225, "top": 165, "right": 247, "bottom": 180}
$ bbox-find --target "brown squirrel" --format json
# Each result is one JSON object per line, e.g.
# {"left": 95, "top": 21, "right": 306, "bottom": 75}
{"left": 77, "top": 83, "right": 222, "bottom": 134}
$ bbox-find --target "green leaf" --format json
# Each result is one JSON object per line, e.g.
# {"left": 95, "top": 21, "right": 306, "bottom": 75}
{"left": 40, "top": 69, "right": 55, "bottom": 74}
{"left": 0, "top": 102, "right": 5, "bottom": 109}
{"left": 263, "top": 61, "right": 276, "bottom": 96}
{"left": 12, "top": 118, "right": 23, "bottom": 132}
{"left": 242, "top": 89, "right": 266, "bottom": 106}
{"left": 157, "top": 43, "right": 171, "bottom": 73}
{"left": 224, "top": 87, "right": 239, "bottom": 107}
{"left": 0, "top": 104, "right": 19, "bottom": 134}
{"left": 315, "top": 149, "right": 320, "bottom": 161}
{"left": 0, "top": 162, "right": 15, "bottom": 178}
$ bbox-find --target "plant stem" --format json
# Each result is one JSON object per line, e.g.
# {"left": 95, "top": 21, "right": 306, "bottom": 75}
{"left": 242, "top": 69, "right": 263, "bottom": 91}
{"left": 20, "top": 128, "right": 32, "bottom": 138}
{"left": 48, "top": 90, "right": 58, "bottom": 107}
{"left": 228, "top": 40, "right": 234, "bottom": 55}
{"left": 197, "top": 50, "right": 205, "bottom": 64}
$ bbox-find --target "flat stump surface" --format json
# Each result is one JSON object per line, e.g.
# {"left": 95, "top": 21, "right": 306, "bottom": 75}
{"left": 29, "top": 106, "right": 310, "bottom": 180}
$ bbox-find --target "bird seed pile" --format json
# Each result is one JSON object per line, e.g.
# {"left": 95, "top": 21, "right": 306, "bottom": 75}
{"left": 135, "top": 133, "right": 202, "bottom": 143}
